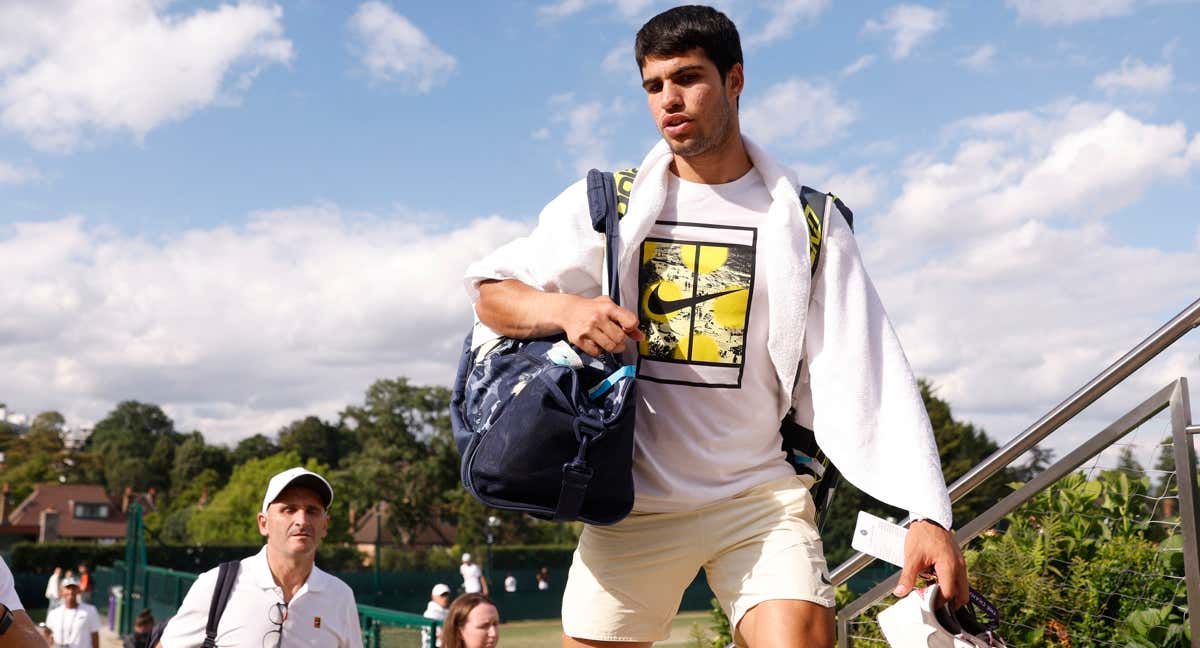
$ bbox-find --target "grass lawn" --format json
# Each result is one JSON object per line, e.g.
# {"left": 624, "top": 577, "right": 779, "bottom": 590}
{"left": 497, "top": 611, "right": 714, "bottom": 647}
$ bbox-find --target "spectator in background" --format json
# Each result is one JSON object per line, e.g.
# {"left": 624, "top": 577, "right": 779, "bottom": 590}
{"left": 502, "top": 574, "right": 516, "bottom": 593}
{"left": 441, "top": 594, "right": 498, "bottom": 648}
{"left": 424, "top": 584, "right": 451, "bottom": 621}
{"left": 535, "top": 568, "right": 549, "bottom": 592}
{"left": 43, "top": 577, "right": 101, "bottom": 648}
{"left": 422, "top": 584, "right": 451, "bottom": 647}
{"left": 44, "top": 567, "right": 62, "bottom": 610}
{"left": 1, "top": 555, "right": 49, "bottom": 647}
{"left": 123, "top": 609, "right": 155, "bottom": 648}
{"left": 459, "top": 554, "right": 487, "bottom": 596}
{"left": 76, "top": 565, "right": 91, "bottom": 604}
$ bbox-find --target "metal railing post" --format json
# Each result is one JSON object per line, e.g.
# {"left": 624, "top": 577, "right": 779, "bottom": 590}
{"left": 1169, "top": 379, "right": 1200, "bottom": 643}
{"left": 831, "top": 298, "right": 1200, "bottom": 586}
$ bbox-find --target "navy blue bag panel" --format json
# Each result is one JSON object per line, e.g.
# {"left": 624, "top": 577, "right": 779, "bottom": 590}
{"left": 450, "top": 169, "right": 637, "bottom": 525}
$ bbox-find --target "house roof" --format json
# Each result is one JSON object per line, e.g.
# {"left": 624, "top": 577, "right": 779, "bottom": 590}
{"left": 8, "top": 483, "right": 126, "bottom": 539}
{"left": 351, "top": 502, "right": 457, "bottom": 546}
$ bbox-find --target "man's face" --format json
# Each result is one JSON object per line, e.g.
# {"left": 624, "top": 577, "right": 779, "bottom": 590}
{"left": 257, "top": 485, "right": 329, "bottom": 559}
{"left": 60, "top": 586, "right": 79, "bottom": 607}
{"left": 641, "top": 48, "right": 742, "bottom": 160}
{"left": 435, "top": 592, "right": 450, "bottom": 607}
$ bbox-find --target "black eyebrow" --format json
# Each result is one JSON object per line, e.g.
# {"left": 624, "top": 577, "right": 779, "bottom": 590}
{"left": 642, "top": 64, "right": 706, "bottom": 90}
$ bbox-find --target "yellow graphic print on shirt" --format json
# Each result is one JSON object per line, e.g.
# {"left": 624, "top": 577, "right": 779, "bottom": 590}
{"left": 637, "top": 222, "right": 756, "bottom": 388}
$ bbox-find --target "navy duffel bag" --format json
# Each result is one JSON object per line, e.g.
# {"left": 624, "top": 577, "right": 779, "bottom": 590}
{"left": 450, "top": 169, "right": 637, "bottom": 525}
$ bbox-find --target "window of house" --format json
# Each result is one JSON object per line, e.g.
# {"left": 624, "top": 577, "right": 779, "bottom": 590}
{"left": 74, "top": 502, "right": 110, "bottom": 519}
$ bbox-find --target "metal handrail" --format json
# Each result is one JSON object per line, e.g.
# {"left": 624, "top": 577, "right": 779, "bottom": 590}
{"left": 831, "top": 297, "right": 1200, "bottom": 585}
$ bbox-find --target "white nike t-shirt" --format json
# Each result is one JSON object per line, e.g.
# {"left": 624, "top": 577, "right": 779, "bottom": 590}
{"left": 620, "top": 168, "right": 794, "bottom": 512}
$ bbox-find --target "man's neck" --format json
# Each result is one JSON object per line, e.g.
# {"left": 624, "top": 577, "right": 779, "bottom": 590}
{"left": 265, "top": 546, "right": 315, "bottom": 602}
{"left": 670, "top": 133, "right": 752, "bottom": 184}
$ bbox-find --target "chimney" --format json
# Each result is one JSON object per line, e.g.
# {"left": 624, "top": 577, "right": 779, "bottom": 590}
{"left": 0, "top": 483, "right": 9, "bottom": 526}
{"left": 39, "top": 508, "right": 60, "bottom": 543}
{"left": 122, "top": 486, "right": 133, "bottom": 513}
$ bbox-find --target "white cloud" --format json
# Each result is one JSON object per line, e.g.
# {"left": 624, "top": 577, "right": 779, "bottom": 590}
{"left": 791, "top": 163, "right": 886, "bottom": 211}
{"left": 841, "top": 55, "right": 877, "bottom": 77}
{"left": 961, "top": 44, "right": 996, "bottom": 70}
{"left": 741, "top": 79, "right": 857, "bottom": 150}
{"left": 0, "top": 1, "right": 292, "bottom": 153}
{"left": 1006, "top": 0, "right": 1138, "bottom": 25}
{"left": 547, "top": 94, "right": 628, "bottom": 175}
{"left": 538, "top": 0, "right": 592, "bottom": 21}
{"left": 603, "top": 45, "right": 631, "bottom": 74}
{"left": 0, "top": 160, "right": 38, "bottom": 185}
{"left": 853, "top": 99, "right": 1200, "bottom": 449}
{"left": 746, "top": 0, "right": 831, "bottom": 47}
{"left": 347, "top": 2, "right": 456, "bottom": 94}
{"left": 1093, "top": 58, "right": 1172, "bottom": 95}
{"left": 873, "top": 105, "right": 1195, "bottom": 264}
{"left": 863, "top": 4, "right": 946, "bottom": 60}
{"left": 0, "top": 207, "right": 530, "bottom": 444}
{"left": 537, "top": 0, "right": 656, "bottom": 22}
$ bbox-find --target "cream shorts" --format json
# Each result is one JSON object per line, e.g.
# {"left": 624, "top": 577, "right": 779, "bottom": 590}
{"left": 561, "top": 474, "right": 835, "bottom": 642}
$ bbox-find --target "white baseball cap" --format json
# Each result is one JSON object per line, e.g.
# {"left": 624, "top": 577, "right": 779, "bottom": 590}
{"left": 261, "top": 467, "right": 334, "bottom": 514}
{"left": 60, "top": 577, "right": 80, "bottom": 589}
{"left": 432, "top": 583, "right": 451, "bottom": 597}
{"left": 461, "top": 552, "right": 471, "bottom": 562}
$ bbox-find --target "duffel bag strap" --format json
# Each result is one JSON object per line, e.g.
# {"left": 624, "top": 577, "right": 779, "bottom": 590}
{"left": 555, "top": 461, "right": 595, "bottom": 521}
{"left": 554, "top": 421, "right": 602, "bottom": 521}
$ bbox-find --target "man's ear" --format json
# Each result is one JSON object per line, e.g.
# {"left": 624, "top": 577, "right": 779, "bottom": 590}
{"left": 257, "top": 512, "right": 269, "bottom": 538}
{"left": 726, "top": 62, "right": 744, "bottom": 100}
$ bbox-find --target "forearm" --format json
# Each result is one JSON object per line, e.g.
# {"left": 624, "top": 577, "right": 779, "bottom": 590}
{"left": 0, "top": 610, "right": 47, "bottom": 648}
{"left": 475, "top": 279, "right": 579, "bottom": 339}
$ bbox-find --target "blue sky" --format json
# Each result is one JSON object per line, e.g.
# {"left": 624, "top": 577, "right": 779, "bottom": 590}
{"left": 1, "top": 0, "right": 1198, "bottom": 469}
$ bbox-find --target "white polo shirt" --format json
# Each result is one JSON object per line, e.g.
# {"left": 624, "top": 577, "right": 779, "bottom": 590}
{"left": 44, "top": 603, "right": 101, "bottom": 648}
{"left": 160, "top": 547, "right": 363, "bottom": 648}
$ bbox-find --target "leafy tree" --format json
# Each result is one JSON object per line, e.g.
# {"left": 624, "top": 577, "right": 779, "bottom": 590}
{"left": 85, "top": 401, "right": 181, "bottom": 494}
{"left": 148, "top": 468, "right": 226, "bottom": 545}
{"left": 232, "top": 434, "right": 280, "bottom": 465}
{"left": 169, "top": 432, "right": 232, "bottom": 498}
{"left": 1114, "top": 445, "right": 1143, "bottom": 476}
{"left": 1013, "top": 444, "right": 1055, "bottom": 483}
{"left": 335, "top": 379, "right": 460, "bottom": 548}
{"left": 187, "top": 451, "right": 349, "bottom": 545}
{"left": 277, "top": 416, "right": 357, "bottom": 470}
{"left": 0, "top": 420, "right": 20, "bottom": 453}
{"left": 1, "top": 412, "right": 72, "bottom": 502}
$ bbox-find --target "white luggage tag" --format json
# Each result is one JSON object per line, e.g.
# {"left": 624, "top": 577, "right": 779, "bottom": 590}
{"left": 851, "top": 511, "right": 908, "bottom": 568}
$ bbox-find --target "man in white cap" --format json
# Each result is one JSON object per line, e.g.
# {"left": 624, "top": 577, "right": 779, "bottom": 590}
{"left": 421, "top": 584, "right": 451, "bottom": 647}
{"left": 423, "top": 584, "right": 451, "bottom": 622}
{"left": 459, "top": 553, "right": 487, "bottom": 596}
{"left": 42, "top": 577, "right": 100, "bottom": 648}
{"left": 159, "top": 467, "right": 363, "bottom": 647}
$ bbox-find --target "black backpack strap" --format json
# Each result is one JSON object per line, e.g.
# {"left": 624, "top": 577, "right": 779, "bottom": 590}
{"left": 202, "top": 561, "right": 240, "bottom": 648}
{"left": 585, "top": 169, "right": 625, "bottom": 307}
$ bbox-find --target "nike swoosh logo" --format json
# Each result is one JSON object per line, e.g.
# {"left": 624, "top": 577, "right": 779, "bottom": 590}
{"left": 645, "top": 284, "right": 746, "bottom": 316}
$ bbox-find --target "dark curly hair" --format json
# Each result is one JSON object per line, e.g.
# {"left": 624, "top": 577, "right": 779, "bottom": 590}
{"left": 635, "top": 5, "right": 743, "bottom": 81}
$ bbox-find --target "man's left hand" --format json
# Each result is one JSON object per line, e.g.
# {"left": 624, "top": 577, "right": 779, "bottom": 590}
{"left": 893, "top": 519, "right": 968, "bottom": 609}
